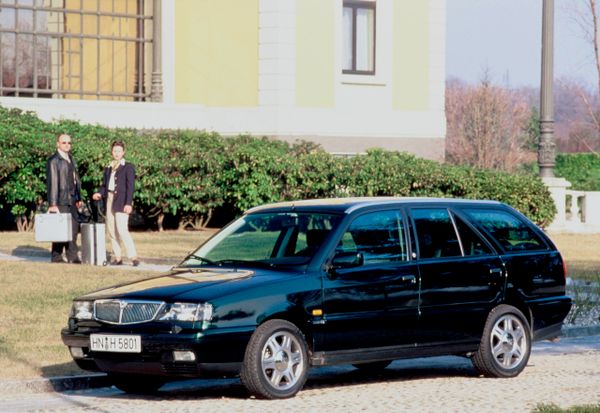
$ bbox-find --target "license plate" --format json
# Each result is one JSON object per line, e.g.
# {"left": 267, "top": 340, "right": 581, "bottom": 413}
{"left": 90, "top": 334, "right": 141, "bottom": 353}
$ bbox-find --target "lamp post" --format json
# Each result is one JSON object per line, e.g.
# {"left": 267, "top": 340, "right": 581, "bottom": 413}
{"left": 538, "top": 0, "right": 556, "bottom": 178}
{"left": 538, "top": 0, "right": 572, "bottom": 231}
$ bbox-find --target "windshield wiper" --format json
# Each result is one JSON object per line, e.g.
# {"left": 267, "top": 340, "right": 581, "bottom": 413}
{"left": 179, "top": 253, "right": 218, "bottom": 266}
{"left": 214, "top": 259, "right": 274, "bottom": 269}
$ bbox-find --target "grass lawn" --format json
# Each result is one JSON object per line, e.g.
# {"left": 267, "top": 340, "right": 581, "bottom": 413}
{"left": 0, "top": 261, "right": 152, "bottom": 379}
{"left": 0, "top": 229, "right": 217, "bottom": 262}
{"left": 0, "top": 230, "right": 597, "bottom": 380}
{"left": 546, "top": 233, "right": 600, "bottom": 282}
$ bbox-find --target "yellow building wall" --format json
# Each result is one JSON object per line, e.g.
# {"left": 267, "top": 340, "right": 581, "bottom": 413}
{"left": 393, "top": 0, "right": 429, "bottom": 110}
{"left": 174, "top": 0, "right": 259, "bottom": 106}
{"left": 296, "top": 0, "right": 335, "bottom": 107}
{"left": 63, "top": 0, "right": 137, "bottom": 100}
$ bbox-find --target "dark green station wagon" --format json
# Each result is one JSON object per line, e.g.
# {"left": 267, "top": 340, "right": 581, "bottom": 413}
{"left": 62, "top": 198, "right": 572, "bottom": 399}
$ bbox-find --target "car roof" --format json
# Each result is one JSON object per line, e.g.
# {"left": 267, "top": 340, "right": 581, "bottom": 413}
{"left": 245, "top": 197, "right": 503, "bottom": 215}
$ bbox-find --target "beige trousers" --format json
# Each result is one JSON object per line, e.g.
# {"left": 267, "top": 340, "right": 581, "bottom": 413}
{"left": 106, "top": 193, "right": 137, "bottom": 259}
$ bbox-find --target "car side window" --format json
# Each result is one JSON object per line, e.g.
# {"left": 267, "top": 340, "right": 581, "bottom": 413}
{"left": 452, "top": 213, "right": 494, "bottom": 256}
{"left": 463, "top": 208, "right": 546, "bottom": 252}
{"left": 412, "top": 208, "right": 461, "bottom": 259}
{"left": 337, "top": 210, "right": 407, "bottom": 264}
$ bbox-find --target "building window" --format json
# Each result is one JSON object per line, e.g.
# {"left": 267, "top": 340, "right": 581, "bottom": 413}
{"left": 342, "top": 0, "right": 375, "bottom": 75}
{"left": 0, "top": 0, "right": 156, "bottom": 101}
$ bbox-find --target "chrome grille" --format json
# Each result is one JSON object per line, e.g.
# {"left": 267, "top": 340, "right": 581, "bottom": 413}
{"left": 94, "top": 300, "right": 164, "bottom": 325}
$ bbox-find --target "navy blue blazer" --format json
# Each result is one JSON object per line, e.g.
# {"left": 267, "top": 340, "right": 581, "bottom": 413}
{"left": 97, "top": 162, "right": 136, "bottom": 214}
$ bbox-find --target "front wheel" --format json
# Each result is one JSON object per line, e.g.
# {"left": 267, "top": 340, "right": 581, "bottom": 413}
{"left": 472, "top": 304, "right": 531, "bottom": 378}
{"left": 240, "top": 319, "right": 309, "bottom": 399}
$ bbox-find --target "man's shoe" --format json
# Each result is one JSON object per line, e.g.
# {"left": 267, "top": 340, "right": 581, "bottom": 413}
{"left": 110, "top": 259, "right": 123, "bottom": 266}
{"left": 132, "top": 259, "right": 140, "bottom": 267}
{"left": 69, "top": 259, "right": 82, "bottom": 264}
{"left": 51, "top": 258, "right": 65, "bottom": 263}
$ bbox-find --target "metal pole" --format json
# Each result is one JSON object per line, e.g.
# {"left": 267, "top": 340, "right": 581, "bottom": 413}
{"left": 538, "top": 0, "right": 556, "bottom": 178}
{"left": 150, "top": 0, "right": 163, "bottom": 102}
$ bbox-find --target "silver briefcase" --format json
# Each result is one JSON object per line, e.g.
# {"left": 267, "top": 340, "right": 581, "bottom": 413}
{"left": 35, "top": 213, "right": 73, "bottom": 242}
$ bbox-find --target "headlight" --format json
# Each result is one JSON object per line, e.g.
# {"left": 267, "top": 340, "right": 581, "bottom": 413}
{"left": 70, "top": 301, "right": 93, "bottom": 320}
{"left": 159, "top": 302, "right": 213, "bottom": 322}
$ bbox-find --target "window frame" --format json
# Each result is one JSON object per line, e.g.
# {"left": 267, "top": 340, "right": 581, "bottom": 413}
{"left": 342, "top": 0, "right": 376, "bottom": 76}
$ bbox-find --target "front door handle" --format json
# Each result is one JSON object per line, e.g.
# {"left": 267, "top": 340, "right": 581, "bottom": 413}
{"left": 489, "top": 268, "right": 503, "bottom": 276}
{"left": 401, "top": 274, "right": 417, "bottom": 284}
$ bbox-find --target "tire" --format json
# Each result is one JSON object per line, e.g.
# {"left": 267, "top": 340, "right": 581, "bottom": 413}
{"left": 240, "top": 319, "right": 309, "bottom": 399}
{"left": 472, "top": 304, "right": 531, "bottom": 378}
{"left": 109, "top": 374, "right": 165, "bottom": 394}
{"left": 352, "top": 360, "right": 392, "bottom": 372}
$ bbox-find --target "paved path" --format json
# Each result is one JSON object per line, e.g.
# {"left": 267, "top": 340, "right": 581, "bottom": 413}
{"left": 0, "top": 336, "right": 598, "bottom": 413}
{"left": 0, "top": 251, "right": 172, "bottom": 272}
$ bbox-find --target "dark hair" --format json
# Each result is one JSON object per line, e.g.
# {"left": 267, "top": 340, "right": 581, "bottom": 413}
{"left": 111, "top": 141, "right": 125, "bottom": 150}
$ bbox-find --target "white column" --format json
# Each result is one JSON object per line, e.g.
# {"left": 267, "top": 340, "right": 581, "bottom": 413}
{"left": 543, "top": 177, "right": 571, "bottom": 231}
{"left": 583, "top": 192, "right": 600, "bottom": 227}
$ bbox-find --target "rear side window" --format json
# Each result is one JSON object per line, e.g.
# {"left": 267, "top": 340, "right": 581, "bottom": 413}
{"left": 463, "top": 209, "right": 546, "bottom": 252}
{"left": 412, "top": 208, "right": 461, "bottom": 258}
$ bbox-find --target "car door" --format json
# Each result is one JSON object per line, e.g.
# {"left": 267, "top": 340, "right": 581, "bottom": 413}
{"left": 321, "top": 209, "right": 419, "bottom": 351}
{"left": 409, "top": 207, "right": 504, "bottom": 345}
{"left": 461, "top": 207, "right": 571, "bottom": 338}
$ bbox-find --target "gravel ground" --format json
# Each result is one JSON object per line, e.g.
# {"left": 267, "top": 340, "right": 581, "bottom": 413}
{"left": 0, "top": 336, "right": 598, "bottom": 413}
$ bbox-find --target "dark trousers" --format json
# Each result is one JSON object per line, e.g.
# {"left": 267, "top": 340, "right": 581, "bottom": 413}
{"left": 51, "top": 204, "right": 80, "bottom": 262}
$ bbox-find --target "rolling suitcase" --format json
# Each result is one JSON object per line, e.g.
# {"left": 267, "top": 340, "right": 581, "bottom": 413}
{"left": 81, "top": 223, "right": 107, "bottom": 266}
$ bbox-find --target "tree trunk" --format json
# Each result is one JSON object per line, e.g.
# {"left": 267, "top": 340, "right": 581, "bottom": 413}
{"left": 157, "top": 213, "right": 164, "bottom": 232}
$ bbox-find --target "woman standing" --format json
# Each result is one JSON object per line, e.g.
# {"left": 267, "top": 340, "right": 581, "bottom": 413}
{"left": 93, "top": 141, "right": 139, "bottom": 266}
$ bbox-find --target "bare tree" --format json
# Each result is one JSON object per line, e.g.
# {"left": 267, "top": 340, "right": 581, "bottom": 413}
{"left": 563, "top": 0, "right": 600, "bottom": 150}
{"left": 445, "top": 78, "right": 535, "bottom": 171}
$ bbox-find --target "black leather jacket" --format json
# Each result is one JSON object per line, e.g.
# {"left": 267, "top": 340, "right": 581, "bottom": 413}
{"left": 46, "top": 151, "right": 81, "bottom": 206}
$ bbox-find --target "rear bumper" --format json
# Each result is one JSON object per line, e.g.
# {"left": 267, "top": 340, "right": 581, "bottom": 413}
{"left": 528, "top": 296, "right": 572, "bottom": 341}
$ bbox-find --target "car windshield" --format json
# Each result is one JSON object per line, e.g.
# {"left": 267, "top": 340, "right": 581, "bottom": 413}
{"left": 178, "top": 212, "right": 342, "bottom": 268}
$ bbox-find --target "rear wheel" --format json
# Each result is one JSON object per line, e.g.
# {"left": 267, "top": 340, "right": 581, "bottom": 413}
{"left": 240, "top": 319, "right": 309, "bottom": 399}
{"left": 109, "top": 374, "right": 165, "bottom": 394}
{"left": 472, "top": 304, "right": 531, "bottom": 378}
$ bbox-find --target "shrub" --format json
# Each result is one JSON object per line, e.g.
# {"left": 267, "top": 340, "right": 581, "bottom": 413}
{"left": 0, "top": 105, "right": 556, "bottom": 230}
{"left": 555, "top": 153, "right": 600, "bottom": 191}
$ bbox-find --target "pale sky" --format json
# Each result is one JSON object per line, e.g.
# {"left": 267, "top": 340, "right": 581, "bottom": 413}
{"left": 447, "top": 0, "right": 596, "bottom": 88}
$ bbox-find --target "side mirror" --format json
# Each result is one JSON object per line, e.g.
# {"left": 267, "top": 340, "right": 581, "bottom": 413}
{"left": 331, "top": 251, "right": 364, "bottom": 270}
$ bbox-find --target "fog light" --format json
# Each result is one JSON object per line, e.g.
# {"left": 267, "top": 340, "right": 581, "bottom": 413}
{"left": 173, "top": 350, "right": 196, "bottom": 362}
{"left": 70, "top": 347, "right": 85, "bottom": 359}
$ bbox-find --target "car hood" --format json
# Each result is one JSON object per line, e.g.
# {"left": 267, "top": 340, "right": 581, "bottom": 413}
{"left": 78, "top": 267, "right": 295, "bottom": 301}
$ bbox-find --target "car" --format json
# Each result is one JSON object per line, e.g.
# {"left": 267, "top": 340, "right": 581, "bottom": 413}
{"left": 61, "top": 197, "right": 572, "bottom": 399}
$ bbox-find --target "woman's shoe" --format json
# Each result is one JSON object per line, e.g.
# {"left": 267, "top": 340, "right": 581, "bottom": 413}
{"left": 110, "top": 259, "right": 123, "bottom": 265}
{"left": 132, "top": 259, "right": 140, "bottom": 267}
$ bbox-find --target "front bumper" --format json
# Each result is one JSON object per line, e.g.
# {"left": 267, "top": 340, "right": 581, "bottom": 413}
{"left": 61, "top": 327, "right": 253, "bottom": 378}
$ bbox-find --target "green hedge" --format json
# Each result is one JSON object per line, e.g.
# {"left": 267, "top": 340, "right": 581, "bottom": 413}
{"left": 0, "top": 105, "right": 556, "bottom": 230}
{"left": 555, "top": 153, "right": 600, "bottom": 191}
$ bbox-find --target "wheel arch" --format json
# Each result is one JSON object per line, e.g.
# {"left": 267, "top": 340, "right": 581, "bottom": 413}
{"left": 502, "top": 296, "right": 534, "bottom": 334}
{"left": 258, "top": 310, "right": 315, "bottom": 353}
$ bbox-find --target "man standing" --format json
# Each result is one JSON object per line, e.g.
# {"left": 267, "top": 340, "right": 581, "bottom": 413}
{"left": 46, "top": 133, "right": 82, "bottom": 263}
